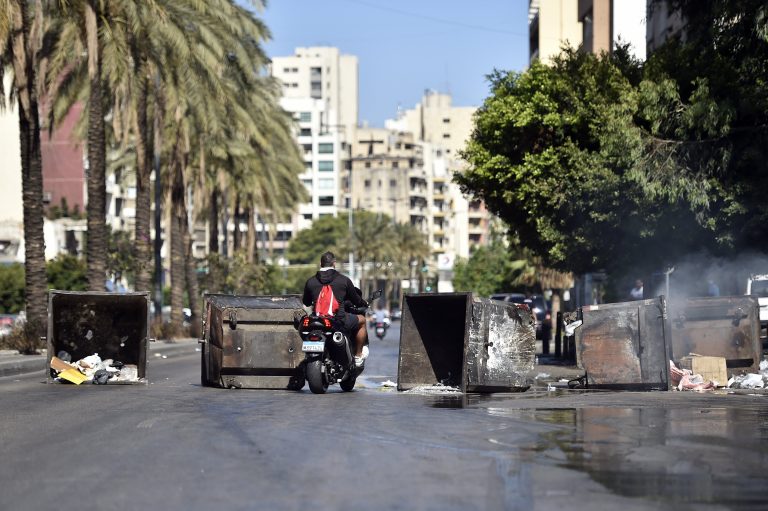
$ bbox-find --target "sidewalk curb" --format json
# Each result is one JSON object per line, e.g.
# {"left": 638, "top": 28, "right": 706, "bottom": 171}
{"left": 0, "top": 340, "right": 200, "bottom": 379}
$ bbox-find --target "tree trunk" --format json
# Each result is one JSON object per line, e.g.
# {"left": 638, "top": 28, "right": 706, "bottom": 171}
{"left": 170, "top": 156, "right": 185, "bottom": 334}
{"left": 221, "top": 191, "right": 229, "bottom": 258}
{"left": 245, "top": 203, "right": 255, "bottom": 263}
{"left": 11, "top": 1, "right": 47, "bottom": 346}
{"left": 209, "top": 188, "right": 219, "bottom": 253}
{"left": 183, "top": 217, "right": 201, "bottom": 336}
{"left": 133, "top": 73, "right": 152, "bottom": 292}
{"left": 233, "top": 195, "right": 241, "bottom": 252}
{"left": 85, "top": 1, "right": 107, "bottom": 290}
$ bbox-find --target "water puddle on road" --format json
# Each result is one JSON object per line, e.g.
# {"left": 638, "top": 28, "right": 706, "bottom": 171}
{"left": 480, "top": 405, "right": 768, "bottom": 508}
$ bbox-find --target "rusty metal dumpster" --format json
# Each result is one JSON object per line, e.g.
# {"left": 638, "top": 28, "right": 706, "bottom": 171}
{"left": 574, "top": 297, "right": 671, "bottom": 390}
{"left": 200, "top": 294, "right": 306, "bottom": 389}
{"left": 46, "top": 290, "right": 150, "bottom": 383}
{"left": 397, "top": 293, "right": 536, "bottom": 393}
{"left": 670, "top": 295, "right": 761, "bottom": 374}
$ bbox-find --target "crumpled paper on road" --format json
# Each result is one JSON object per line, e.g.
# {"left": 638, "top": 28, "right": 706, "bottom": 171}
{"left": 670, "top": 360, "right": 716, "bottom": 391}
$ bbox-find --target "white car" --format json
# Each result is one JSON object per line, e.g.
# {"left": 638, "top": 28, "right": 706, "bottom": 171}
{"left": 746, "top": 275, "right": 768, "bottom": 328}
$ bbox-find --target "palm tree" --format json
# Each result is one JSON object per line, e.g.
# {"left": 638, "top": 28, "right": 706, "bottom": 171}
{"left": 0, "top": 0, "right": 48, "bottom": 347}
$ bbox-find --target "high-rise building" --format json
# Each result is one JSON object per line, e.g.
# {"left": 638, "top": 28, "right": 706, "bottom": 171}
{"left": 577, "top": 0, "right": 647, "bottom": 60}
{"left": 528, "top": 0, "right": 583, "bottom": 64}
{"left": 646, "top": 0, "right": 685, "bottom": 54}
{"left": 271, "top": 47, "right": 358, "bottom": 137}
{"left": 268, "top": 47, "right": 358, "bottom": 262}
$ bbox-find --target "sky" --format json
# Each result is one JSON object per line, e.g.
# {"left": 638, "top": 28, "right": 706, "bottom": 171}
{"left": 254, "top": 0, "right": 530, "bottom": 127}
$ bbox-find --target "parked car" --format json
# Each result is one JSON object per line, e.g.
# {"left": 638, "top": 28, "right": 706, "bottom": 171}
{"left": 490, "top": 293, "right": 551, "bottom": 340}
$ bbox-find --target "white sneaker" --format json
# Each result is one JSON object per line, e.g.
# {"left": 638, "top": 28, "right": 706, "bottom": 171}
{"left": 355, "top": 346, "right": 369, "bottom": 367}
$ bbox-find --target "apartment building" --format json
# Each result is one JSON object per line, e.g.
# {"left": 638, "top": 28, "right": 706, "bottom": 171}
{"left": 266, "top": 47, "right": 359, "bottom": 263}
{"left": 271, "top": 47, "right": 358, "bottom": 137}
{"left": 577, "top": 0, "right": 647, "bottom": 59}
{"left": 646, "top": 0, "right": 686, "bottom": 54}
{"left": 528, "top": 0, "right": 583, "bottom": 64}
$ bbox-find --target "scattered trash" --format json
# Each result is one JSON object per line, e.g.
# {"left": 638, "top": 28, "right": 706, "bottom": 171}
{"left": 679, "top": 355, "right": 727, "bottom": 387}
{"left": 56, "top": 350, "right": 72, "bottom": 363}
{"left": 92, "top": 369, "right": 111, "bottom": 385}
{"left": 534, "top": 373, "right": 550, "bottom": 380}
{"left": 85, "top": 329, "right": 93, "bottom": 340}
{"left": 670, "top": 360, "right": 716, "bottom": 391}
{"left": 58, "top": 368, "right": 88, "bottom": 385}
{"left": 49, "top": 352, "right": 139, "bottom": 384}
{"left": 726, "top": 359, "right": 768, "bottom": 389}
{"left": 161, "top": 355, "right": 168, "bottom": 359}
{"left": 404, "top": 383, "right": 462, "bottom": 395}
{"left": 728, "top": 373, "right": 765, "bottom": 389}
{"left": 380, "top": 380, "right": 397, "bottom": 388}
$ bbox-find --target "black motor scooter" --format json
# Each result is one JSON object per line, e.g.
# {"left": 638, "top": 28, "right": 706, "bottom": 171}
{"left": 295, "top": 290, "right": 381, "bottom": 394}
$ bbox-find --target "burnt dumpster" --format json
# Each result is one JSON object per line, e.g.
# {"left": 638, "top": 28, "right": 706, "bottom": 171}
{"left": 201, "top": 294, "right": 306, "bottom": 389}
{"left": 46, "top": 290, "right": 150, "bottom": 384}
{"left": 397, "top": 293, "right": 535, "bottom": 393}
{"left": 573, "top": 297, "right": 671, "bottom": 390}
{"left": 670, "top": 295, "right": 761, "bottom": 374}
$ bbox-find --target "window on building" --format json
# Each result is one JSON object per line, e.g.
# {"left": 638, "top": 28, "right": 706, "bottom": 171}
{"left": 302, "top": 179, "right": 312, "bottom": 190}
{"left": 303, "top": 213, "right": 312, "bottom": 220}
{"left": 305, "top": 161, "right": 313, "bottom": 170}
{"left": 318, "top": 143, "right": 334, "bottom": 154}
{"left": 443, "top": 118, "right": 450, "bottom": 123}
{"left": 292, "top": 67, "right": 298, "bottom": 72}
{"left": 364, "top": 161, "right": 371, "bottom": 168}
{"left": 364, "top": 179, "right": 371, "bottom": 188}
{"left": 404, "top": 144, "right": 413, "bottom": 150}
{"left": 318, "top": 160, "right": 334, "bottom": 172}
{"left": 378, "top": 179, "right": 382, "bottom": 188}
{"left": 300, "top": 128, "right": 312, "bottom": 137}
{"left": 395, "top": 143, "right": 402, "bottom": 149}
{"left": 318, "top": 196, "right": 334, "bottom": 206}
{"left": 318, "top": 178, "right": 334, "bottom": 190}
{"left": 392, "top": 161, "right": 399, "bottom": 168}
{"left": 299, "top": 112, "right": 311, "bottom": 122}
{"left": 443, "top": 133, "right": 450, "bottom": 138}
{"left": 302, "top": 144, "right": 312, "bottom": 153}
{"left": 390, "top": 179, "right": 397, "bottom": 187}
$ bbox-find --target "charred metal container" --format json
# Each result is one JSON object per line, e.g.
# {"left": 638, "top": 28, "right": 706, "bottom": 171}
{"left": 46, "top": 290, "right": 150, "bottom": 383}
{"left": 574, "top": 297, "right": 671, "bottom": 390}
{"left": 670, "top": 295, "right": 761, "bottom": 374}
{"left": 397, "top": 293, "right": 536, "bottom": 393}
{"left": 201, "top": 294, "right": 306, "bottom": 389}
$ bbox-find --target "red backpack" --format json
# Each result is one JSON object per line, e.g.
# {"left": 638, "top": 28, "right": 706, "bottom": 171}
{"left": 314, "top": 275, "right": 340, "bottom": 317}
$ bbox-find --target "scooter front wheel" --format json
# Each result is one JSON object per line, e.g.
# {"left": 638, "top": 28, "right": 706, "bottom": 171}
{"left": 306, "top": 359, "right": 328, "bottom": 394}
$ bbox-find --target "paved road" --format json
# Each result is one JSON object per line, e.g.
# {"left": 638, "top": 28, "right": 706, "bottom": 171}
{"left": 1, "top": 323, "right": 767, "bottom": 511}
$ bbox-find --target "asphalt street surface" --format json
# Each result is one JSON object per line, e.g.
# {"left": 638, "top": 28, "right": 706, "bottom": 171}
{"left": 1, "top": 323, "right": 767, "bottom": 511}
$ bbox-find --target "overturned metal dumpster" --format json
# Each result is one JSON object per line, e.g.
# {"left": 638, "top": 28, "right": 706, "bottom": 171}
{"left": 200, "top": 294, "right": 306, "bottom": 389}
{"left": 574, "top": 297, "right": 671, "bottom": 390}
{"left": 670, "top": 295, "right": 761, "bottom": 374}
{"left": 46, "top": 290, "right": 150, "bottom": 384}
{"left": 397, "top": 293, "right": 536, "bottom": 393}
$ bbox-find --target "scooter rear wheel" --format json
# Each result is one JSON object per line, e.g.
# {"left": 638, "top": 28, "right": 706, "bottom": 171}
{"left": 340, "top": 375, "right": 356, "bottom": 392}
{"left": 306, "top": 359, "right": 328, "bottom": 394}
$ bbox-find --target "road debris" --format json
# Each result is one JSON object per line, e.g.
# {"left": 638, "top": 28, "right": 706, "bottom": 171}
{"left": 728, "top": 361, "right": 768, "bottom": 389}
{"left": 670, "top": 360, "right": 716, "bottom": 391}
{"left": 379, "top": 380, "right": 397, "bottom": 388}
{"left": 49, "top": 353, "right": 140, "bottom": 384}
{"left": 404, "top": 383, "right": 462, "bottom": 395}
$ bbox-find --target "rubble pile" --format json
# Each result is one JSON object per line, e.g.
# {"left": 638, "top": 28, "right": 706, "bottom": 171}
{"left": 727, "top": 360, "right": 768, "bottom": 390}
{"left": 50, "top": 351, "right": 140, "bottom": 385}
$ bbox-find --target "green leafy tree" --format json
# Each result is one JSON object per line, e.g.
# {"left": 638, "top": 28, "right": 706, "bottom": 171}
{"left": 0, "top": 264, "right": 25, "bottom": 313}
{"left": 452, "top": 239, "right": 517, "bottom": 297}
{"left": 458, "top": 48, "right": 712, "bottom": 277}
{"left": 47, "top": 254, "right": 88, "bottom": 291}
{"left": 286, "top": 215, "right": 349, "bottom": 264}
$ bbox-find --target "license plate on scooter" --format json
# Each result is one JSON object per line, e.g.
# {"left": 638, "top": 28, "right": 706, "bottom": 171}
{"left": 302, "top": 341, "right": 325, "bottom": 353}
